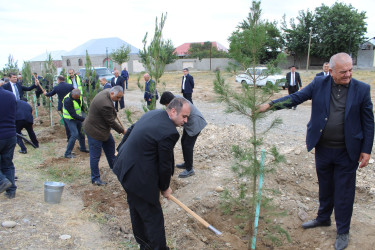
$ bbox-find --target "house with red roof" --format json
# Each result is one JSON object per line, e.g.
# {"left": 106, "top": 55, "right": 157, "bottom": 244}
{"left": 174, "top": 41, "right": 228, "bottom": 58}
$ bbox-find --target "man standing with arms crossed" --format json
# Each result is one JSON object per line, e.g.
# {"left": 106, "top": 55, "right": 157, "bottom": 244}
{"left": 258, "top": 53, "right": 374, "bottom": 250}
{"left": 113, "top": 97, "right": 190, "bottom": 250}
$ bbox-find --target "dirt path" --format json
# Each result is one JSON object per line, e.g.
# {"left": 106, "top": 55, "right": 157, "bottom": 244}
{"left": 0, "top": 146, "right": 116, "bottom": 249}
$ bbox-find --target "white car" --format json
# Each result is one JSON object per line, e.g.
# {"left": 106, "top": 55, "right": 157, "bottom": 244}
{"left": 235, "top": 67, "right": 286, "bottom": 89}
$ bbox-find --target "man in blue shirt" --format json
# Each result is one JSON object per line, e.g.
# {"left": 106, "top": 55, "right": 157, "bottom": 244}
{"left": 121, "top": 67, "right": 129, "bottom": 89}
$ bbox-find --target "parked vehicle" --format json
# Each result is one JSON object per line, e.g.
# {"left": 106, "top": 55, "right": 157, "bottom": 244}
{"left": 79, "top": 67, "right": 114, "bottom": 83}
{"left": 235, "top": 67, "right": 286, "bottom": 89}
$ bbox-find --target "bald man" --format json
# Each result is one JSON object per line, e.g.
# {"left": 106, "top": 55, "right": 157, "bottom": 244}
{"left": 111, "top": 70, "right": 125, "bottom": 111}
{"left": 143, "top": 73, "right": 158, "bottom": 108}
{"left": 258, "top": 52, "right": 374, "bottom": 249}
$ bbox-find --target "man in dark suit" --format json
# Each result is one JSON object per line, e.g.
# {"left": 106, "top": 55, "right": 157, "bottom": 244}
{"left": 44, "top": 75, "right": 74, "bottom": 112}
{"left": 113, "top": 97, "right": 191, "bottom": 250}
{"left": 258, "top": 53, "right": 374, "bottom": 250}
{"left": 121, "top": 67, "right": 129, "bottom": 89}
{"left": 181, "top": 68, "right": 194, "bottom": 104}
{"left": 100, "top": 77, "right": 112, "bottom": 89}
{"left": 0, "top": 87, "right": 17, "bottom": 198}
{"left": 285, "top": 66, "right": 302, "bottom": 110}
{"left": 316, "top": 62, "right": 330, "bottom": 77}
{"left": 16, "top": 100, "right": 39, "bottom": 154}
{"left": 111, "top": 70, "right": 125, "bottom": 111}
{"left": 143, "top": 73, "right": 158, "bottom": 109}
{"left": 44, "top": 75, "right": 74, "bottom": 141}
{"left": 2, "top": 72, "right": 35, "bottom": 100}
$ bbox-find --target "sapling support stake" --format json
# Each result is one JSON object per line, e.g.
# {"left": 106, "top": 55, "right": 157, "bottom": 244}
{"left": 49, "top": 97, "right": 53, "bottom": 127}
{"left": 33, "top": 93, "right": 38, "bottom": 118}
{"left": 251, "top": 149, "right": 266, "bottom": 249}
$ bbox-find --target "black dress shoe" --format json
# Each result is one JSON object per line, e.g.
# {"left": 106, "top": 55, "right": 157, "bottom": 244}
{"left": 65, "top": 154, "right": 76, "bottom": 159}
{"left": 335, "top": 233, "right": 349, "bottom": 250}
{"left": 19, "top": 149, "right": 27, "bottom": 154}
{"left": 4, "top": 191, "right": 16, "bottom": 199}
{"left": 302, "top": 219, "right": 331, "bottom": 229}
{"left": 0, "top": 178, "right": 12, "bottom": 193}
{"left": 92, "top": 179, "right": 107, "bottom": 186}
{"left": 176, "top": 163, "right": 185, "bottom": 169}
{"left": 80, "top": 149, "right": 90, "bottom": 153}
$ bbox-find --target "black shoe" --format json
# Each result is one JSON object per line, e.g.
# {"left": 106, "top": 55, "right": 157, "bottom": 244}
{"left": 0, "top": 178, "right": 12, "bottom": 193}
{"left": 65, "top": 154, "right": 76, "bottom": 159}
{"left": 80, "top": 149, "right": 90, "bottom": 153}
{"left": 19, "top": 149, "right": 27, "bottom": 154}
{"left": 302, "top": 219, "right": 331, "bottom": 229}
{"left": 92, "top": 179, "right": 107, "bottom": 186}
{"left": 4, "top": 191, "right": 16, "bottom": 199}
{"left": 335, "top": 233, "right": 349, "bottom": 250}
{"left": 176, "top": 163, "right": 185, "bottom": 169}
{"left": 178, "top": 169, "right": 195, "bottom": 178}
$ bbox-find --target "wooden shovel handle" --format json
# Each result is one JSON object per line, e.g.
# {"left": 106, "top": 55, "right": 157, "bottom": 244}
{"left": 169, "top": 195, "right": 210, "bottom": 228}
{"left": 32, "top": 73, "right": 46, "bottom": 93}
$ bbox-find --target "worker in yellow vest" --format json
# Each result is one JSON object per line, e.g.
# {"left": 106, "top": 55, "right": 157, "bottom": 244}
{"left": 62, "top": 89, "right": 89, "bottom": 158}
{"left": 67, "top": 69, "right": 83, "bottom": 98}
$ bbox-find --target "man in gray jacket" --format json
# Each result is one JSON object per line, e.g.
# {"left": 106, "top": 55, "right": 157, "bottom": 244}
{"left": 160, "top": 91, "right": 207, "bottom": 178}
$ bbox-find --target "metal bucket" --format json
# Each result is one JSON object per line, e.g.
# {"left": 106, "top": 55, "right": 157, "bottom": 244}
{"left": 44, "top": 181, "right": 65, "bottom": 204}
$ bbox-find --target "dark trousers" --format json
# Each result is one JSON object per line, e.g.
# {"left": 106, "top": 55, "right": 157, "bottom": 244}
{"left": 315, "top": 146, "right": 357, "bottom": 234}
{"left": 288, "top": 85, "right": 298, "bottom": 108}
{"left": 181, "top": 129, "right": 199, "bottom": 171}
{"left": 125, "top": 78, "right": 128, "bottom": 89}
{"left": 86, "top": 133, "right": 115, "bottom": 182}
{"left": 125, "top": 191, "right": 168, "bottom": 250}
{"left": 64, "top": 119, "right": 86, "bottom": 156}
{"left": 0, "top": 136, "right": 17, "bottom": 193}
{"left": 16, "top": 120, "right": 39, "bottom": 151}
{"left": 115, "top": 96, "right": 125, "bottom": 111}
{"left": 182, "top": 93, "right": 193, "bottom": 104}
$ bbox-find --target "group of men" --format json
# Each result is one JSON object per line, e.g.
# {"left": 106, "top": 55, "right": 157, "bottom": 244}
{"left": 0, "top": 53, "right": 372, "bottom": 250}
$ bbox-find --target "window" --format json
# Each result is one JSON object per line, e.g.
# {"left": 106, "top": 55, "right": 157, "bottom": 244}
{"left": 67, "top": 59, "right": 71, "bottom": 66}
{"left": 78, "top": 58, "right": 83, "bottom": 66}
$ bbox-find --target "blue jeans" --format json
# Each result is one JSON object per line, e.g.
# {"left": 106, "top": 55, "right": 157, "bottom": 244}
{"left": 0, "top": 136, "right": 17, "bottom": 193}
{"left": 64, "top": 119, "right": 86, "bottom": 156}
{"left": 86, "top": 133, "right": 115, "bottom": 182}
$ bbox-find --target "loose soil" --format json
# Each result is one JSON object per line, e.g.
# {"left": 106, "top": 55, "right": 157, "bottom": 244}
{"left": 1, "top": 70, "right": 375, "bottom": 249}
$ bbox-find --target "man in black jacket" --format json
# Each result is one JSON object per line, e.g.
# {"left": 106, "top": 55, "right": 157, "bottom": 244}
{"left": 285, "top": 66, "right": 302, "bottom": 110}
{"left": 2, "top": 72, "right": 35, "bottom": 100}
{"left": 62, "top": 89, "right": 88, "bottom": 158}
{"left": 16, "top": 100, "right": 39, "bottom": 154}
{"left": 113, "top": 97, "right": 190, "bottom": 250}
{"left": 111, "top": 70, "right": 125, "bottom": 111}
{"left": 316, "top": 62, "right": 330, "bottom": 77}
{"left": 181, "top": 68, "right": 194, "bottom": 104}
{"left": 44, "top": 75, "right": 74, "bottom": 141}
{"left": 44, "top": 75, "right": 74, "bottom": 111}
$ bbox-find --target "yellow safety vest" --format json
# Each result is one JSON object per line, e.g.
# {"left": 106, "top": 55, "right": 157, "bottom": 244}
{"left": 66, "top": 75, "right": 83, "bottom": 92}
{"left": 62, "top": 93, "right": 82, "bottom": 120}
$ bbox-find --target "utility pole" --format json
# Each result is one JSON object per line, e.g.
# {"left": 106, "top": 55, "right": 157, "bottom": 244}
{"left": 306, "top": 29, "right": 312, "bottom": 71}
{"left": 106, "top": 47, "right": 109, "bottom": 68}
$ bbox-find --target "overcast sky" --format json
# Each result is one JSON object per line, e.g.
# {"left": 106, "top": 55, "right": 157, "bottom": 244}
{"left": 1, "top": 0, "right": 374, "bottom": 69}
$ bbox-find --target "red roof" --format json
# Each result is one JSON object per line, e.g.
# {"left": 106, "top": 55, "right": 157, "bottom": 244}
{"left": 173, "top": 41, "right": 228, "bottom": 56}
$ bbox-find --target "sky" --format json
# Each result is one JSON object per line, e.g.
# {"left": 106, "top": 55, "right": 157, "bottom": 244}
{"left": 1, "top": 0, "right": 374, "bottom": 69}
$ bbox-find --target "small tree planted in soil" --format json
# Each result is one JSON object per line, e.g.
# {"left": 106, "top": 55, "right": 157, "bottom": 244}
{"left": 213, "top": 1, "right": 288, "bottom": 248}
{"left": 83, "top": 50, "right": 99, "bottom": 109}
{"left": 111, "top": 44, "right": 131, "bottom": 68}
{"left": 138, "top": 12, "right": 171, "bottom": 111}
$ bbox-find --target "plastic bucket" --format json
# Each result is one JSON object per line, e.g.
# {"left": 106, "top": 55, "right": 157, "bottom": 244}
{"left": 44, "top": 181, "right": 65, "bottom": 204}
